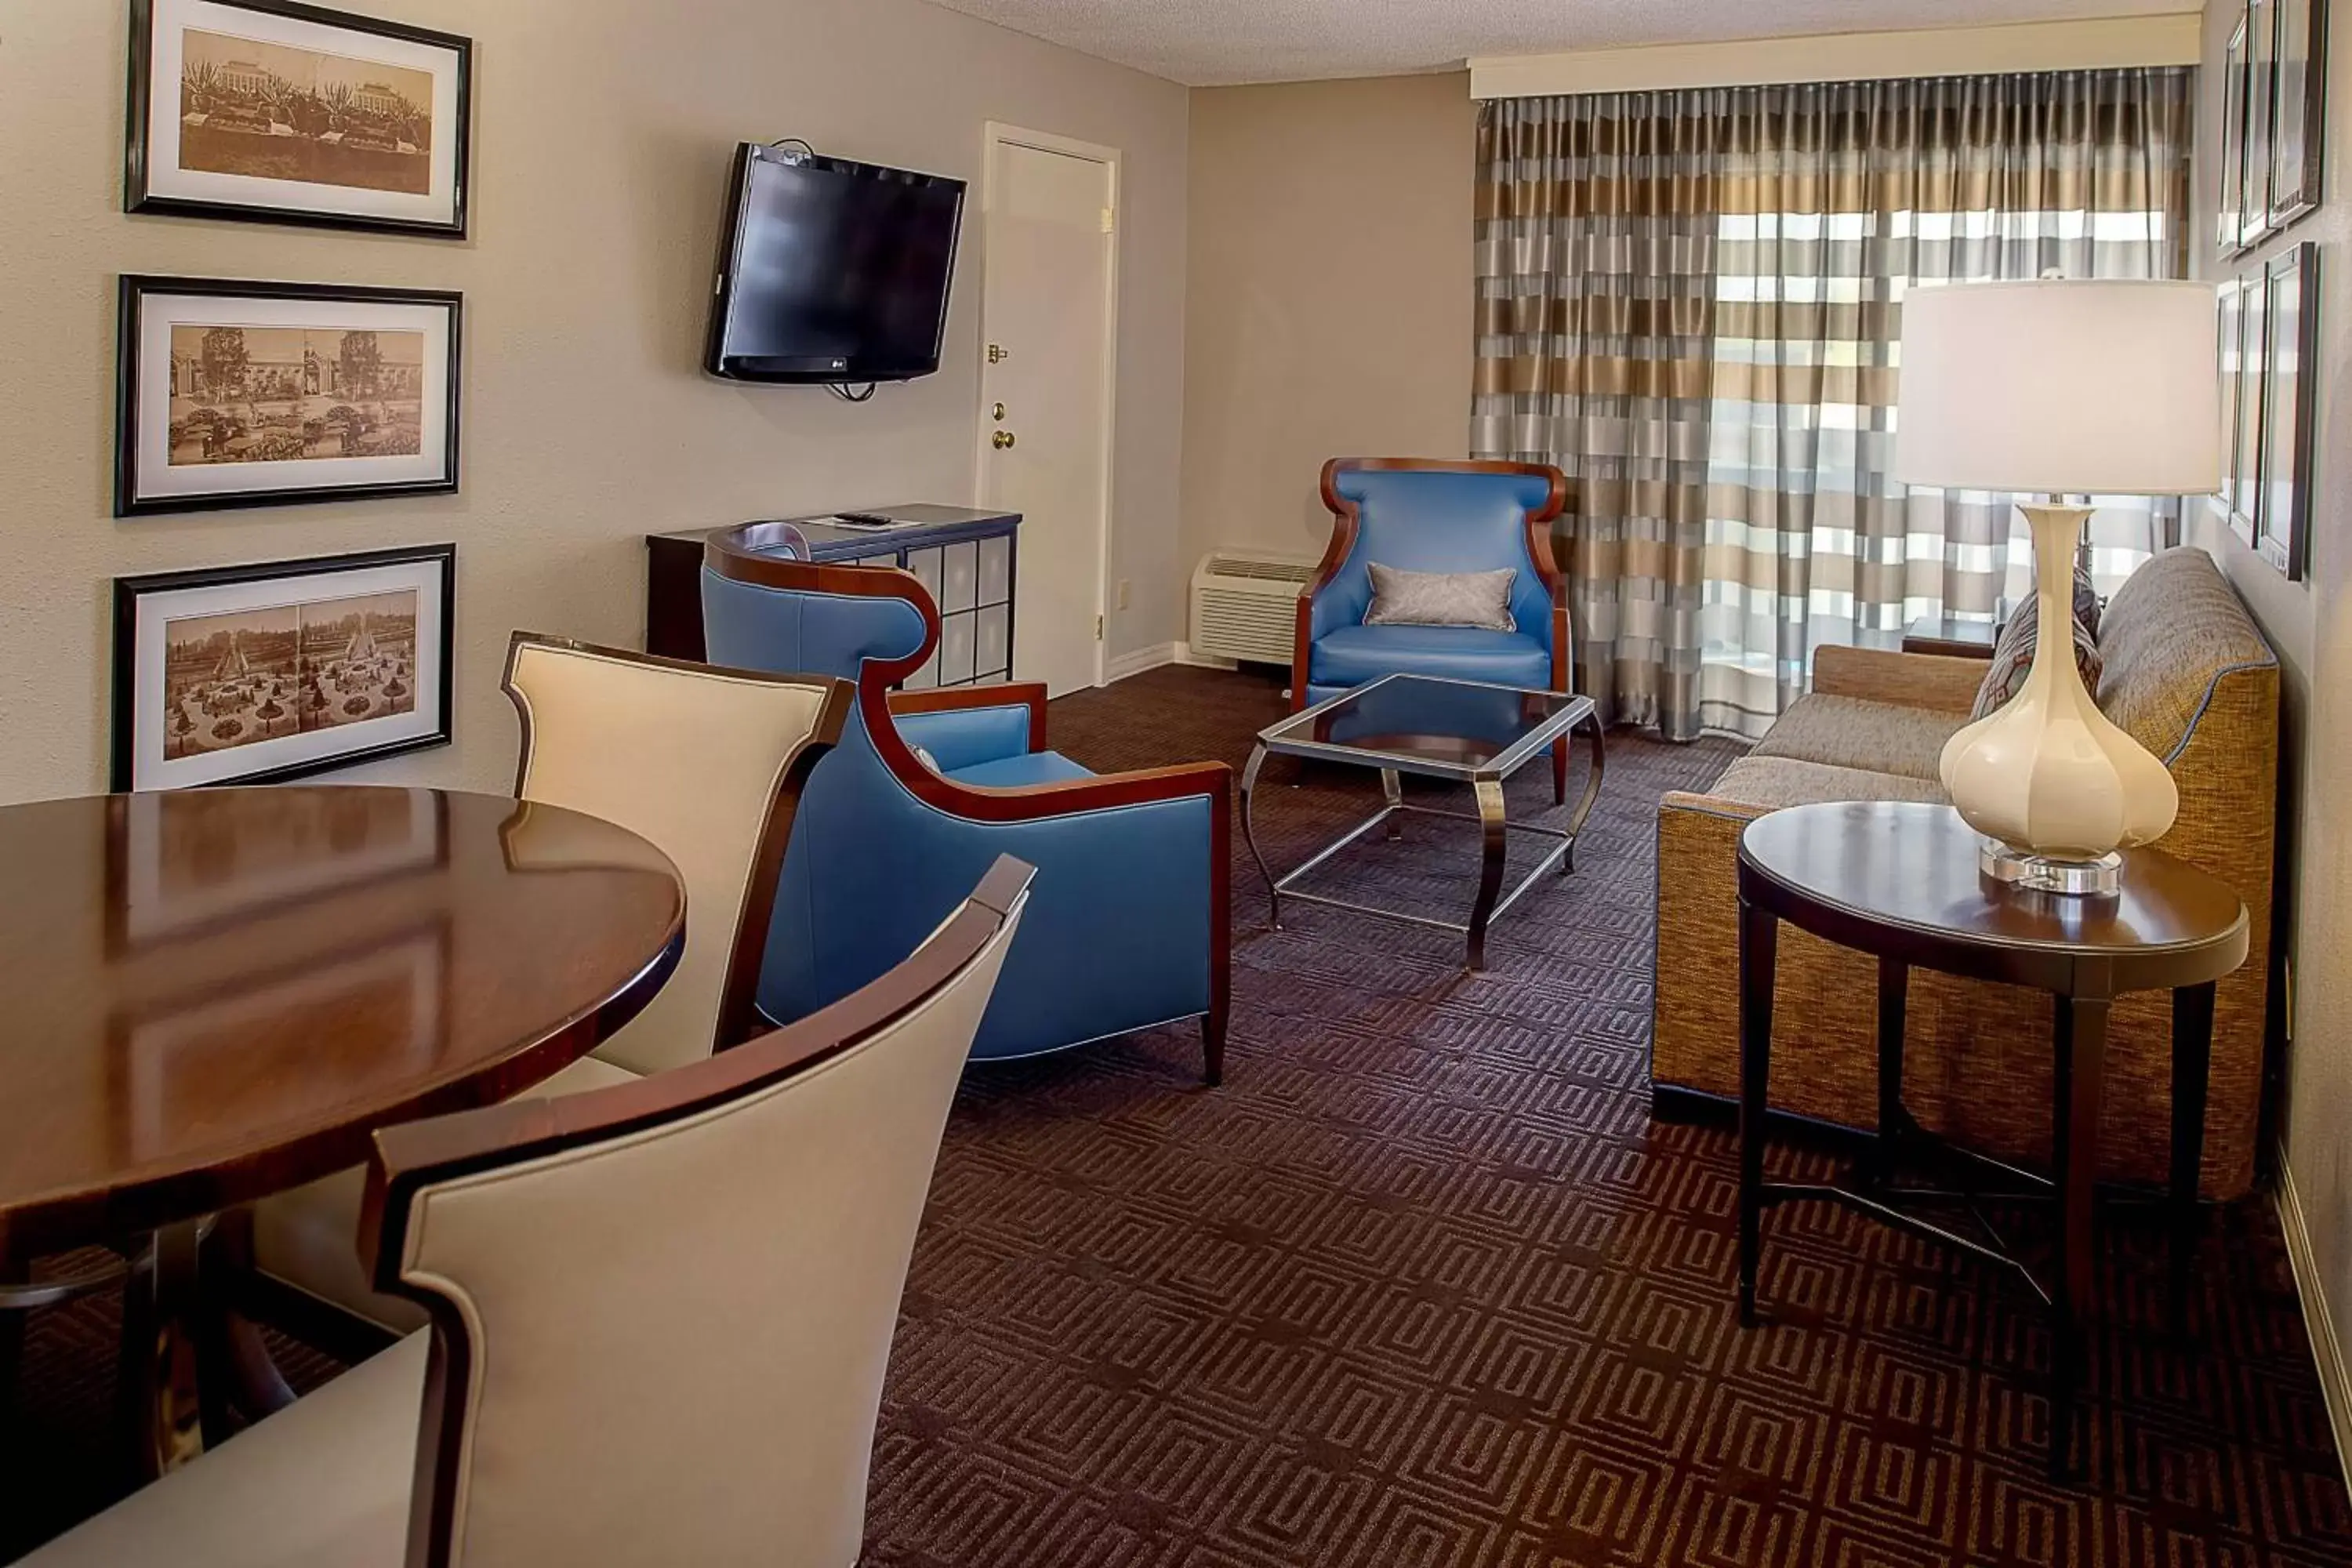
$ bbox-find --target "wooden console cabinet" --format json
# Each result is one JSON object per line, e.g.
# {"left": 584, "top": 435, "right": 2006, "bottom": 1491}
{"left": 647, "top": 505, "right": 1021, "bottom": 688}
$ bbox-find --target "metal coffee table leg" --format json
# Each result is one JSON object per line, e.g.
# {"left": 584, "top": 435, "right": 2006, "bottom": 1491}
{"left": 1563, "top": 713, "right": 1606, "bottom": 873}
{"left": 1466, "top": 779, "right": 1508, "bottom": 971}
{"left": 1240, "top": 742, "right": 1280, "bottom": 929}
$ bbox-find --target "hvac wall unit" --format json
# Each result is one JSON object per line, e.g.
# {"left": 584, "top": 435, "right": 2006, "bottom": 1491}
{"left": 1189, "top": 550, "right": 1319, "bottom": 666}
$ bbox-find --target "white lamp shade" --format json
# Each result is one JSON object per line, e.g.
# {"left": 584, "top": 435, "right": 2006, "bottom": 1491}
{"left": 1892, "top": 279, "right": 2222, "bottom": 495}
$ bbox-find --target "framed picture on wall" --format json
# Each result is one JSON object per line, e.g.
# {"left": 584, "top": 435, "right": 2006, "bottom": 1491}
{"left": 2215, "top": 274, "right": 2247, "bottom": 524}
{"left": 2232, "top": 268, "right": 2269, "bottom": 540}
{"left": 116, "top": 275, "right": 461, "bottom": 517}
{"left": 2220, "top": 14, "right": 2250, "bottom": 255}
{"left": 2269, "top": 0, "right": 2328, "bottom": 228}
{"left": 2242, "top": 0, "right": 2279, "bottom": 250}
{"left": 2255, "top": 244, "right": 2318, "bottom": 579}
{"left": 111, "top": 543, "right": 456, "bottom": 791}
{"left": 125, "top": 0, "right": 471, "bottom": 237}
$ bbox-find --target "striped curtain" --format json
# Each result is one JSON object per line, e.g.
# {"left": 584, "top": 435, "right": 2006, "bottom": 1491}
{"left": 1474, "top": 69, "right": 2194, "bottom": 740}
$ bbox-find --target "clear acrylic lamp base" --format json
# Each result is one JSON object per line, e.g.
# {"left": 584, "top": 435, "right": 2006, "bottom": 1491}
{"left": 1976, "top": 837, "right": 2123, "bottom": 897}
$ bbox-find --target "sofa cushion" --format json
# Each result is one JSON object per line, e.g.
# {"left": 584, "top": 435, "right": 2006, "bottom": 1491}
{"left": 945, "top": 750, "right": 1095, "bottom": 789}
{"left": 2071, "top": 562, "right": 2103, "bottom": 639}
{"left": 1973, "top": 605, "right": 2103, "bottom": 719}
{"left": 1749, "top": 694, "right": 1969, "bottom": 782}
{"left": 1699, "top": 755, "right": 1950, "bottom": 811}
{"left": 2096, "top": 546, "right": 2280, "bottom": 762}
{"left": 1309, "top": 623, "right": 1550, "bottom": 691}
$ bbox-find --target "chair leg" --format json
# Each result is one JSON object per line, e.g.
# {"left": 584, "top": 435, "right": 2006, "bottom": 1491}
{"left": 1201, "top": 1005, "right": 1227, "bottom": 1088}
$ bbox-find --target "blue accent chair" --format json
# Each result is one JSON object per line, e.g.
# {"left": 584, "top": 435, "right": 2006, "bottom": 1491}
{"left": 1292, "top": 459, "right": 1573, "bottom": 800}
{"left": 700, "top": 522, "right": 1231, "bottom": 1082}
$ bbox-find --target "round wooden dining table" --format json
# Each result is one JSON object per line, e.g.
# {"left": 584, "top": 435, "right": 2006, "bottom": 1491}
{"left": 0, "top": 785, "right": 685, "bottom": 1485}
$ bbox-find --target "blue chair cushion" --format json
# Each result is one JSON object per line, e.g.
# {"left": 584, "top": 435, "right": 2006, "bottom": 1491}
{"left": 944, "top": 751, "right": 1096, "bottom": 789}
{"left": 1309, "top": 623, "right": 1551, "bottom": 691}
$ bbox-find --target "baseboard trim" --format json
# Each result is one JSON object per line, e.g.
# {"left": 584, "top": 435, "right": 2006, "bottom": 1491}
{"left": 1173, "top": 642, "right": 1239, "bottom": 671}
{"left": 1104, "top": 643, "right": 1178, "bottom": 684}
{"left": 2275, "top": 1145, "right": 2352, "bottom": 1494}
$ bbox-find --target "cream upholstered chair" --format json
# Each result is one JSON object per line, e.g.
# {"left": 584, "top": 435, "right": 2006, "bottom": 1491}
{"left": 501, "top": 633, "right": 857, "bottom": 1073}
{"left": 28, "top": 858, "right": 1032, "bottom": 1568}
{"left": 250, "top": 634, "right": 853, "bottom": 1334}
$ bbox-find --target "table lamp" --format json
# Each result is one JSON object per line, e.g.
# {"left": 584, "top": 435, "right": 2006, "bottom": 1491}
{"left": 1892, "top": 278, "right": 2222, "bottom": 895}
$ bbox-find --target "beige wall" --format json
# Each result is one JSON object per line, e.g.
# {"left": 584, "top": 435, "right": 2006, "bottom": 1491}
{"left": 0, "top": 0, "right": 1187, "bottom": 803}
{"left": 1180, "top": 72, "right": 1475, "bottom": 578}
{"left": 2190, "top": 0, "right": 2352, "bottom": 1446}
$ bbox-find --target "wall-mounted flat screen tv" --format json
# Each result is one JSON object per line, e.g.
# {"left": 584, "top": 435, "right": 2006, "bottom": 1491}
{"left": 704, "top": 144, "right": 966, "bottom": 385}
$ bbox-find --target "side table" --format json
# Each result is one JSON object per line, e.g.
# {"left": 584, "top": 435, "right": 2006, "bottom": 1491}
{"left": 1733, "top": 801, "right": 2249, "bottom": 1478}
{"left": 1900, "top": 615, "right": 2000, "bottom": 658}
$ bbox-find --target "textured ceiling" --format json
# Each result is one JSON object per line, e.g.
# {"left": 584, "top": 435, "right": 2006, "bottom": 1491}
{"left": 921, "top": 0, "right": 2199, "bottom": 86}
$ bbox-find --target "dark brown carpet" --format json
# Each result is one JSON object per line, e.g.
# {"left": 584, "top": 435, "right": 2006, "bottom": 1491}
{"left": 9, "top": 664, "right": 2348, "bottom": 1566}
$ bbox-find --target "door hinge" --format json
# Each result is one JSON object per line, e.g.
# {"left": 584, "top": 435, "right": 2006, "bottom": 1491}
{"left": 1094, "top": 614, "right": 1105, "bottom": 641}
{"left": 1100, "top": 208, "right": 1115, "bottom": 235}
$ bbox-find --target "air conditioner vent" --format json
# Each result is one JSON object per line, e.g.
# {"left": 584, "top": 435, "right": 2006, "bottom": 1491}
{"left": 1189, "top": 549, "right": 1319, "bottom": 666}
{"left": 1203, "top": 554, "right": 1316, "bottom": 585}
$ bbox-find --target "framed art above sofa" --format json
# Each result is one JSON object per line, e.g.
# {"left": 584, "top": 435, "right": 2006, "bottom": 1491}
{"left": 2218, "top": 0, "right": 2328, "bottom": 256}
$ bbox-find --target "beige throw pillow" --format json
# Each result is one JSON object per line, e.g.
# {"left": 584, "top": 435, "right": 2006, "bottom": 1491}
{"left": 1363, "top": 563, "right": 1518, "bottom": 633}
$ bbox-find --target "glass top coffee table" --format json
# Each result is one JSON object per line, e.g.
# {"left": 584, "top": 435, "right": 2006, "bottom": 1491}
{"left": 1240, "top": 673, "right": 1605, "bottom": 970}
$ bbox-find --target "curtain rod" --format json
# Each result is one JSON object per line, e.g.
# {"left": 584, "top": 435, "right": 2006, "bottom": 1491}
{"left": 1468, "top": 14, "right": 2203, "bottom": 101}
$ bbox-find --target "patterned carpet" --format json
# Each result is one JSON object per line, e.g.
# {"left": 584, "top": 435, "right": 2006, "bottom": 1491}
{"left": 9, "top": 664, "right": 2350, "bottom": 1566}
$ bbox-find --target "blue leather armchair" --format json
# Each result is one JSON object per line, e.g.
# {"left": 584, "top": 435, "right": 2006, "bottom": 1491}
{"left": 700, "top": 522, "right": 1230, "bottom": 1082}
{"left": 1293, "top": 459, "right": 1573, "bottom": 800}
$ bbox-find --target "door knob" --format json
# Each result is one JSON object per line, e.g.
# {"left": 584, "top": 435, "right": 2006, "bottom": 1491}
{"left": 993, "top": 430, "right": 1017, "bottom": 449}
{"left": 991, "top": 402, "right": 1006, "bottom": 421}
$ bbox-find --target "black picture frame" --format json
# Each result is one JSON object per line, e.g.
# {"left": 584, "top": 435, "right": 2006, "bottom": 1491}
{"left": 2268, "top": 0, "right": 2329, "bottom": 230}
{"left": 116, "top": 274, "right": 462, "bottom": 517}
{"left": 2215, "top": 274, "right": 2246, "bottom": 528}
{"left": 126, "top": 0, "right": 472, "bottom": 238}
{"left": 2221, "top": 14, "right": 2251, "bottom": 256}
{"left": 2244, "top": 0, "right": 2278, "bottom": 252}
{"left": 2255, "top": 244, "right": 2318, "bottom": 579}
{"left": 111, "top": 543, "right": 457, "bottom": 790}
{"left": 2232, "top": 267, "right": 2269, "bottom": 539}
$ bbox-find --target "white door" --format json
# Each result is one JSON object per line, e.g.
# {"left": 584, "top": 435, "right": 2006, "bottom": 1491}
{"left": 977, "top": 130, "right": 1116, "bottom": 698}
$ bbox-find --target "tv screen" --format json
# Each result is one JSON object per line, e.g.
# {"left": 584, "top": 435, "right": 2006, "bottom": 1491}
{"left": 705, "top": 144, "right": 966, "bottom": 385}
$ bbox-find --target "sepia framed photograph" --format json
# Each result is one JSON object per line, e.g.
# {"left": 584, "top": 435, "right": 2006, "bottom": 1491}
{"left": 2268, "top": 0, "right": 2328, "bottom": 230}
{"left": 112, "top": 542, "right": 456, "bottom": 791}
{"left": 117, "top": 274, "right": 461, "bottom": 517}
{"left": 2255, "top": 244, "right": 2318, "bottom": 579}
{"left": 126, "top": 0, "right": 471, "bottom": 236}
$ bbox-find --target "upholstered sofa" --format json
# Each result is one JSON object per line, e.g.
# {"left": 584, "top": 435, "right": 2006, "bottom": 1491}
{"left": 1651, "top": 547, "right": 2279, "bottom": 1199}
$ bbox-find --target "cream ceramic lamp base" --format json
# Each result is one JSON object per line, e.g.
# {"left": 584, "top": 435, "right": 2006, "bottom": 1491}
{"left": 1936, "top": 503, "right": 2177, "bottom": 895}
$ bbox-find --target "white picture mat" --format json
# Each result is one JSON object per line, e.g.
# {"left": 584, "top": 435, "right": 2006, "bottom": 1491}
{"left": 130, "top": 555, "right": 448, "bottom": 790}
{"left": 143, "top": 0, "right": 461, "bottom": 224}
{"left": 134, "top": 288, "right": 454, "bottom": 503}
{"left": 119, "top": 786, "right": 439, "bottom": 942}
